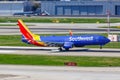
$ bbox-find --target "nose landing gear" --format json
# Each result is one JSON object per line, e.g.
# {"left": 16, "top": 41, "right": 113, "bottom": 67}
{"left": 100, "top": 45, "right": 103, "bottom": 49}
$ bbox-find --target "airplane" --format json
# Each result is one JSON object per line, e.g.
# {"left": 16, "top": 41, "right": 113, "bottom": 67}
{"left": 17, "top": 19, "right": 110, "bottom": 51}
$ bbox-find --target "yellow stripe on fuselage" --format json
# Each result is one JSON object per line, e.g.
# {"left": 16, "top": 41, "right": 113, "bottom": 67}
{"left": 33, "top": 34, "right": 41, "bottom": 41}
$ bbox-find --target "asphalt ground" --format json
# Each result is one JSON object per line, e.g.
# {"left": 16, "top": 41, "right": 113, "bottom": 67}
{"left": 0, "top": 46, "right": 120, "bottom": 57}
{"left": 0, "top": 65, "right": 120, "bottom": 80}
{"left": 0, "top": 23, "right": 120, "bottom": 35}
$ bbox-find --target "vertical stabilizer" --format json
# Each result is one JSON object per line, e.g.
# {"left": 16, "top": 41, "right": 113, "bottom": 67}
{"left": 17, "top": 19, "right": 46, "bottom": 46}
{"left": 17, "top": 19, "right": 34, "bottom": 40}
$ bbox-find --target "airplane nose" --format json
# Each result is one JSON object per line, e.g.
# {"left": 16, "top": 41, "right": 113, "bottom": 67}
{"left": 99, "top": 36, "right": 110, "bottom": 45}
{"left": 105, "top": 38, "right": 110, "bottom": 43}
{"left": 103, "top": 37, "right": 110, "bottom": 44}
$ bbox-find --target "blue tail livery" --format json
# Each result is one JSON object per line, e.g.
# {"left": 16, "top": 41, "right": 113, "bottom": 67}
{"left": 17, "top": 19, "right": 110, "bottom": 51}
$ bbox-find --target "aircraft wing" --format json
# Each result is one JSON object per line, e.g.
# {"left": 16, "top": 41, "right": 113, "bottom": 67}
{"left": 44, "top": 41, "right": 73, "bottom": 49}
{"left": 44, "top": 42, "right": 64, "bottom": 47}
{"left": 63, "top": 42, "right": 73, "bottom": 49}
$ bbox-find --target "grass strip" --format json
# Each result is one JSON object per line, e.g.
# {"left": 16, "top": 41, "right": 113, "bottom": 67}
{"left": 0, "top": 35, "right": 34, "bottom": 46}
{"left": 0, "top": 17, "right": 120, "bottom": 23}
{"left": 0, "top": 54, "right": 120, "bottom": 67}
{"left": 99, "top": 26, "right": 120, "bottom": 29}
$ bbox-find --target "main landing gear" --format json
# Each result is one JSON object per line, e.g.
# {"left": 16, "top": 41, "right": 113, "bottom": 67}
{"left": 65, "top": 48, "right": 69, "bottom": 51}
{"left": 58, "top": 47, "right": 70, "bottom": 51}
{"left": 59, "top": 47, "right": 63, "bottom": 51}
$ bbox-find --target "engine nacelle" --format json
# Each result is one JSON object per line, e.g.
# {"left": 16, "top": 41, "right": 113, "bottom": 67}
{"left": 63, "top": 42, "right": 73, "bottom": 49}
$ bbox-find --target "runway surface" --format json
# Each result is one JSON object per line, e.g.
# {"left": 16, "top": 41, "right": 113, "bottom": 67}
{"left": 0, "top": 23, "right": 120, "bottom": 35}
{"left": 0, "top": 65, "right": 120, "bottom": 80}
{"left": 0, "top": 46, "right": 120, "bottom": 57}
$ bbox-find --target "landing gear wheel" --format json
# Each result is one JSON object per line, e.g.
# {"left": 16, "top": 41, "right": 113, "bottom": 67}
{"left": 65, "top": 48, "right": 69, "bottom": 51}
{"left": 59, "top": 47, "right": 62, "bottom": 51}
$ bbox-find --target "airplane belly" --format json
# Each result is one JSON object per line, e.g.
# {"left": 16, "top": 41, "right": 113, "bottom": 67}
{"left": 73, "top": 40, "right": 99, "bottom": 47}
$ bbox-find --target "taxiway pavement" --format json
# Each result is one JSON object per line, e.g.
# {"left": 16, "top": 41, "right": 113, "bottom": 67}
{"left": 0, "top": 23, "right": 120, "bottom": 35}
{"left": 0, "top": 65, "right": 120, "bottom": 80}
{"left": 0, "top": 46, "right": 120, "bottom": 57}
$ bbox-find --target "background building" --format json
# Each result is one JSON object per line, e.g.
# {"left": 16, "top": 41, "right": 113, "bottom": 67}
{"left": 0, "top": 1, "right": 38, "bottom": 16}
{"left": 41, "top": 0, "right": 120, "bottom": 16}
{"left": 0, "top": 0, "right": 120, "bottom": 16}
{"left": 0, "top": 1, "right": 24, "bottom": 16}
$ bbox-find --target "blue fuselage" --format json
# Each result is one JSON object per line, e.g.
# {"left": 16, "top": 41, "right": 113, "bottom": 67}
{"left": 40, "top": 34, "right": 110, "bottom": 47}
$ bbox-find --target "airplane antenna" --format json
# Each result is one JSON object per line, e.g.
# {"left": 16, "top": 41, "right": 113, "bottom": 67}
{"left": 69, "top": 30, "right": 73, "bottom": 36}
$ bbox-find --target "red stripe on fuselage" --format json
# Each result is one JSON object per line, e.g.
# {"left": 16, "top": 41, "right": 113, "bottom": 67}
{"left": 17, "top": 20, "right": 33, "bottom": 40}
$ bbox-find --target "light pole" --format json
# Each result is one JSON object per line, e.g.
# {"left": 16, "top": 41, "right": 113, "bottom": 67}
{"left": 107, "top": 10, "right": 110, "bottom": 35}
